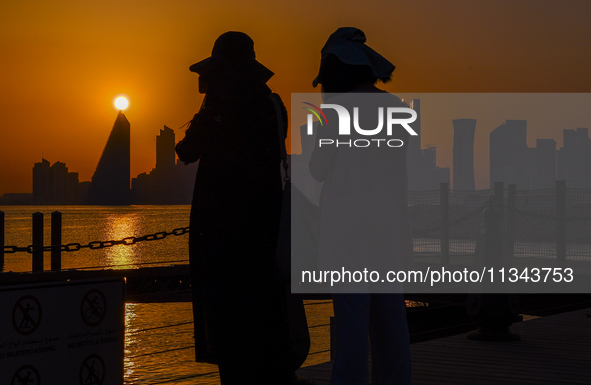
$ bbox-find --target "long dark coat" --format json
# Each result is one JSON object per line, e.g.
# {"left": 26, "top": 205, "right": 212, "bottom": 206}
{"left": 175, "top": 87, "right": 291, "bottom": 379}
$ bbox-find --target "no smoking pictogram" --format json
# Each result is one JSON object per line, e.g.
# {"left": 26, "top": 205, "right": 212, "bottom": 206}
{"left": 12, "top": 296, "right": 42, "bottom": 336}
{"left": 79, "top": 354, "right": 105, "bottom": 385}
{"left": 80, "top": 289, "right": 106, "bottom": 327}
{"left": 11, "top": 365, "right": 40, "bottom": 385}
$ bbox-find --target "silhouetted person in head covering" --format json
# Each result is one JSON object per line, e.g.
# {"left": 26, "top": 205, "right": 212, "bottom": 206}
{"left": 309, "top": 27, "right": 414, "bottom": 385}
{"left": 176, "top": 31, "right": 308, "bottom": 385}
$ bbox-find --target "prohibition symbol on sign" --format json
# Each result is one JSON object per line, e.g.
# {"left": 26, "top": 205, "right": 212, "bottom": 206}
{"left": 12, "top": 295, "right": 42, "bottom": 336}
{"left": 11, "top": 365, "right": 40, "bottom": 385}
{"left": 81, "top": 289, "right": 106, "bottom": 327}
{"left": 79, "top": 354, "right": 106, "bottom": 385}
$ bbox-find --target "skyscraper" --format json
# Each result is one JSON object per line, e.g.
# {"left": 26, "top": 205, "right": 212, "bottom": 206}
{"left": 557, "top": 127, "right": 591, "bottom": 188}
{"left": 532, "top": 139, "right": 556, "bottom": 189}
{"left": 406, "top": 99, "right": 422, "bottom": 190}
{"left": 32, "top": 158, "right": 52, "bottom": 204}
{"left": 453, "top": 119, "right": 476, "bottom": 190}
{"left": 489, "top": 120, "right": 527, "bottom": 189}
{"left": 88, "top": 110, "right": 131, "bottom": 205}
{"left": 155, "top": 126, "right": 176, "bottom": 203}
{"left": 156, "top": 126, "right": 175, "bottom": 171}
{"left": 406, "top": 99, "right": 450, "bottom": 190}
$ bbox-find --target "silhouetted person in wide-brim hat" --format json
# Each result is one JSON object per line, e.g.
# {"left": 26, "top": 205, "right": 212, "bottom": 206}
{"left": 176, "top": 31, "right": 309, "bottom": 385}
{"left": 189, "top": 31, "right": 274, "bottom": 82}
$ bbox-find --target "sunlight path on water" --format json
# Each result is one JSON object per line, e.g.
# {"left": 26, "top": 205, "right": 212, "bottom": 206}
{"left": 123, "top": 301, "right": 334, "bottom": 384}
{"left": 124, "top": 303, "right": 220, "bottom": 384}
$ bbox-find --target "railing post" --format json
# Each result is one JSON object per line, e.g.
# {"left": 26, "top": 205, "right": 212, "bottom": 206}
{"left": 51, "top": 211, "right": 62, "bottom": 271}
{"left": 32, "top": 212, "right": 44, "bottom": 272}
{"left": 484, "top": 196, "right": 504, "bottom": 270}
{"left": 330, "top": 316, "right": 336, "bottom": 362}
{"left": 493, "top": 182, "right": 504, "bottom": 214}
{"left": 467, "top": 186, "right": 520, "bottom": 342}
{"left": 507, "top": 184, "right": 516, "bottom": 262}
{"left": 555, "top": 180, "right": 567, "bottom": 268}
{"left": 440, "top": 182, "right": 450, "bottom": 266}
{"left": 0, "top": 211, "right": 4, "bottom": 272}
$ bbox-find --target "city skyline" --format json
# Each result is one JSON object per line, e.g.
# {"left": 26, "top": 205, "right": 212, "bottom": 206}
{"left": 1, "top": 98, "right": 588, "bottom": 195}
{"left": 395, "top": 93, "right": 591, "bottom": 190}
{"left": 2, "top": 1, "right": 591, "bottom": 195}
{"left": 3, "top": 94, "right": 591, "bottom": 202}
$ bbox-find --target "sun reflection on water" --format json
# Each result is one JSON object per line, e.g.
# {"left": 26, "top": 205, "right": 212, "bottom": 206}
{"left": 124, "top": 303, "right": 139, "bottom": 383}
{"left": 104, "top": 214, "right": 139, "bottom": 269}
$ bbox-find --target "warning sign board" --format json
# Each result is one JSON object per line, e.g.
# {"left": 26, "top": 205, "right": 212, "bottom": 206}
{"left": 0, "top": 279, "right": 124, "bottom": 385}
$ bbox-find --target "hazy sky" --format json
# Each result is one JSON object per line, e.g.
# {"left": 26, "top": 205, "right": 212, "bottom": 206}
{"left": 2, "top": 0, "right": 591, "bottom": 195}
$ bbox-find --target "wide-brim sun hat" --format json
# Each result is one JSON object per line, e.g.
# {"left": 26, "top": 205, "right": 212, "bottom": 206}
{"left": 313, "top": 27, "right": 395, "bottom": 87}
{"left": 190, "top": 31, "right": 274, "bottom": 83}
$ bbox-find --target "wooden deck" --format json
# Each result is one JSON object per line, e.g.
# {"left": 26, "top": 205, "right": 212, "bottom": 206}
{"left": 296, "top": 307, "right": 591, "bottom": 384}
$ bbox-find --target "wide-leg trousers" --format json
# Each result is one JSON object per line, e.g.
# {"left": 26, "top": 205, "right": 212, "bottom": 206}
{"left": 331, "top": 293, "right": 412, "bottom": 385}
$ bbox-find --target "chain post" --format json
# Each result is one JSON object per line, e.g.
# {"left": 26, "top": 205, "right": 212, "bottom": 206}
{"left": 493, "top": 182, "right": 504, "bottom": 215}
{"left": 440, "top": 183, "right": 450, "bottom": 266}
{"left": 492, "top": 182, "right": 506, "bottom": 269}
{"left": 32, "top": 212, "right": 44, "bottom": 272}
{"left": 556, "top": 180, "right": 567, "bottom": 268}
{"left": 51, "top": 211, "right": 62, "bottom": 271}
{"left": 507, "top": 185, "right": 516, "bottom": 261}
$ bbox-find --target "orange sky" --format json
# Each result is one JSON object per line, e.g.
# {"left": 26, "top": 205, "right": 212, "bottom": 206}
{"left": 2, "top": 0, "right": 591, "bottom": 195}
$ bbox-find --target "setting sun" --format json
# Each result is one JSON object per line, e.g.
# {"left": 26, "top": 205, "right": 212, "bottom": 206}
{"left": 114, "top": 96, "right": 129, "bottom": 111}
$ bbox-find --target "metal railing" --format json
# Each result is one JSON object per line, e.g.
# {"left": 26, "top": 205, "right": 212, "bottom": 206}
{"left": 409, "top": 181, "right": 591, "bottom": 264}
{"left": 2, "top": 180, "right": 591, "bottom": 272}
{"left": 0, "top": 210, "right": 190, "bottom": 272}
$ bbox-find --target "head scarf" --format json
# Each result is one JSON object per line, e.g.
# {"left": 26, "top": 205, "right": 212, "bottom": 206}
{"left": 313, "top": 27, "right": 394, "bottom": 87}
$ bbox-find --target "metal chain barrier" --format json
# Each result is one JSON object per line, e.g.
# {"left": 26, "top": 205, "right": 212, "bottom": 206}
{"left": 412, "top": 203, "right": 489, "bottom": 236}
{"left": 504, "top": 203, "right": 591, "bottom": 222}
{"left": 3, "top": 226, "right": 190, "bottom": 254}
{"left": 4, "top": 201, "right": 588, "bottom": 254}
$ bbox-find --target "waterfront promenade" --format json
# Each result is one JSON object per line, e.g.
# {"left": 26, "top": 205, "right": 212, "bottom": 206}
{"left": 297, "top": 307, "right": 591, "bottom": 384}
{"left": 1, "top": 184, "right": 590, "bottom": 383}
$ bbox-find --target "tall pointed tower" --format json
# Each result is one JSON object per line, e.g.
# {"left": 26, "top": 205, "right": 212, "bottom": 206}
{"left": 88, "top": 110, "right": 131, "bottom": 205}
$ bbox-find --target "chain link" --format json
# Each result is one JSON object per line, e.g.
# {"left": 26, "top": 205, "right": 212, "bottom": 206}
{"left": 2, "top": 226, "right": 191, "bottom": 254}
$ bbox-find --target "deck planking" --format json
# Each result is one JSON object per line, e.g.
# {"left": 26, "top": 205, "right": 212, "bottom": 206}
{"left": 296, "top": 307, "right": 591, "bottom": 384}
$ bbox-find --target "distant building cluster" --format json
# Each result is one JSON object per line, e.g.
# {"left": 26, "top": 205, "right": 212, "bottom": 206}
{"left": 32, "top": 159, "right": 89, "bottom": 204}
{"left": 490, "top": 121, "right": 591, "bottom": 189}
{"left": 131, "top": 126, "right": 197, "bottom": 204}
{"left": 401, "top": 99, "right": 591, "bottom": 191}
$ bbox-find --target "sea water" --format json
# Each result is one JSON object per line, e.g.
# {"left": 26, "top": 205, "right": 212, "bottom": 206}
{"left": 0, "top": 206, "right": 333, "bottom": 384}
